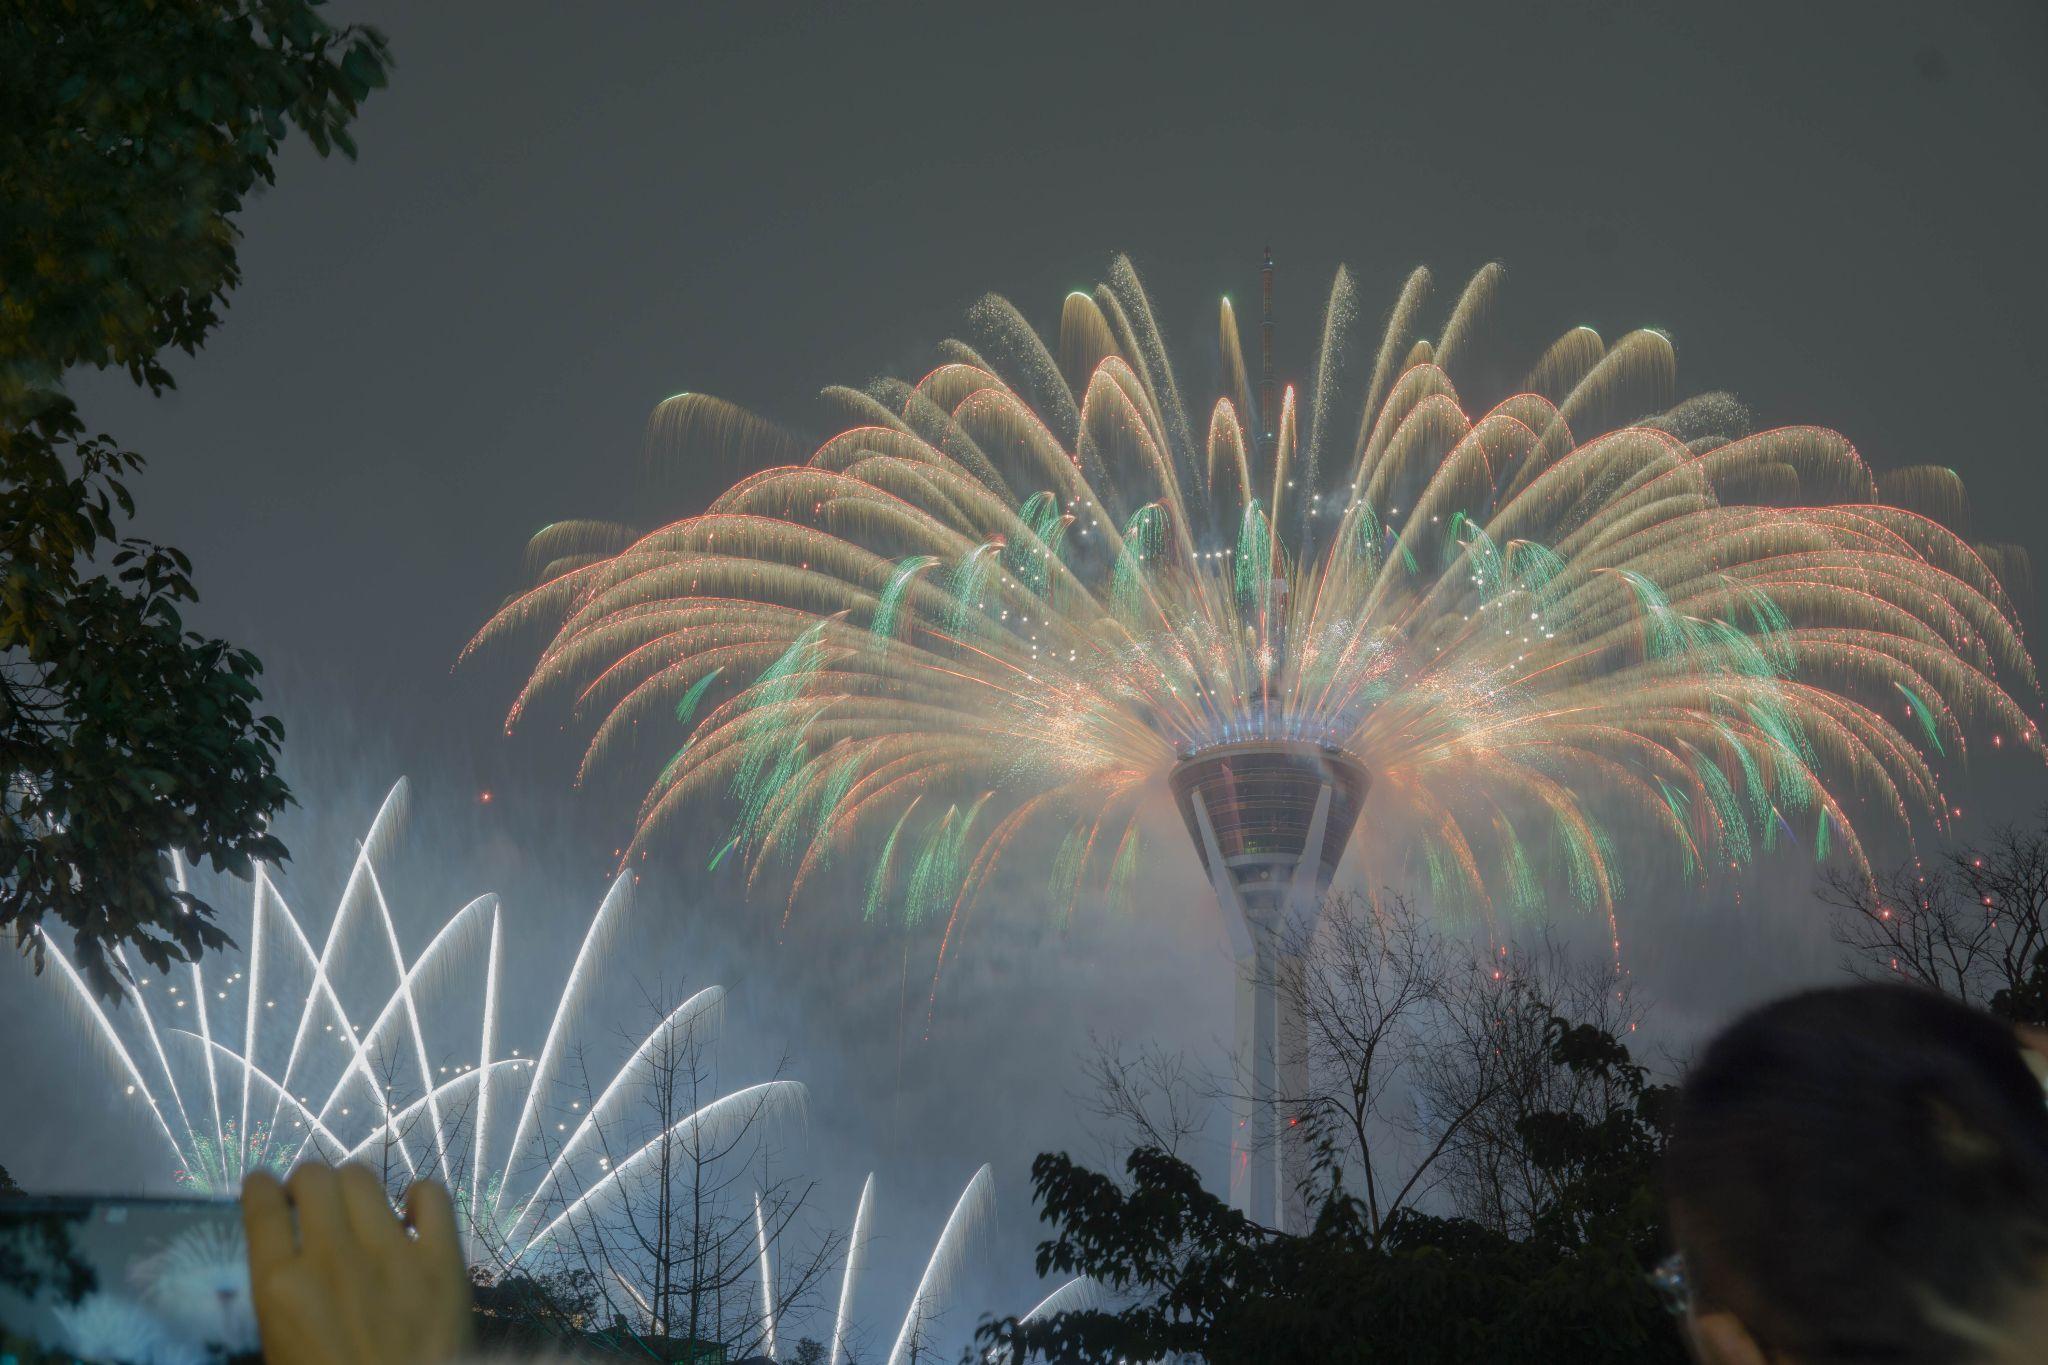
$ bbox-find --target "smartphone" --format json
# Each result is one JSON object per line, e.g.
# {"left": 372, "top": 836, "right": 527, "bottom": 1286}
{"left": 0, "top": 1197, "right": 259, "bottom": 1365}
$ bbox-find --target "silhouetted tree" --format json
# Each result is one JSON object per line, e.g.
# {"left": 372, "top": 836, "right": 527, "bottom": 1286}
{"left": 1825, "top": 814, "right": 2048, "bottom": 1025}
{"left": 979, "top": 1005, "right": 1683, "bottom": 1365}
{"left": 1420, "top": 937, "right": 1642, "bottom": 1237}
{"left": 470, "top": 1265, "right": 601, "bottom": 1355}
{"left": 2, "top": 0, "right": 388, "bottom": 996}
{"left": 1231, "top": 893, "right": 1644, "bottom": 1241}
{"left": 1076, "top": 1032, "right": 1207, "bottom": 1164}
{"left": 476, "top": 987, "right": 838, "bottom": 1362}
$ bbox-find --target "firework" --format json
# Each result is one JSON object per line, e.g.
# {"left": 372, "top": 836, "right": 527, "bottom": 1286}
{"left": 31, "top": 782, "right": 1007, "bottom": 1360}
{"left": 34, "top": 780, "right": 804, "bottom": 1273}
{"left": 471, "top": 256, "right": 2040, "bottom": 957}
{"left": 885, "top": 1163, "right": 994, "bottom": 1365}
{"left": 831, "top": 1173, "right": 875, "bottom": 1365}
{"left": 134, "top": 1223, "right": 260, "bottom": 1355}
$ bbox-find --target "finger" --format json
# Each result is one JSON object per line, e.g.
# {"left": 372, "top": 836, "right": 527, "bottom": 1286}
{"left": 337, "top": 1163, "right": 405, "bottom": 1251}
{"left": 241, "top": 1171, "right": 296, "bottom": 1278}
{"left": 285, "top": 1162, "right": 348, "bottom": 1262}
{"left": 403, "top": 1179, "right": 462, "bottom": 1266}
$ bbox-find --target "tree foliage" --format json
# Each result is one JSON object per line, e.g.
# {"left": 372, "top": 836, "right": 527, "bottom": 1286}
{"left": 0, "top": 0, "right": 388, "bottom": 995}
{"left": 2, "top": 0, "right": 389, "bottom": 403}
{"left": 978, "top": 1008, "right": 1684, "bottom": 1365}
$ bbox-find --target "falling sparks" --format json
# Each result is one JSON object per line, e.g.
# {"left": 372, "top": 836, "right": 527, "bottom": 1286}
{"left": 470, "top": 257, "right": 2041, "bottom": 970}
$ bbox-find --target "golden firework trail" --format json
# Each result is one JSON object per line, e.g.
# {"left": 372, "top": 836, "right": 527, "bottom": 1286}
{"left": 468, "top": 256, "right": 2042, "bottom": 977}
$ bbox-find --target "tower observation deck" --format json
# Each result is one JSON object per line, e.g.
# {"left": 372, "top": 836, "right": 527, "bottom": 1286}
{"left": 1170, "top": 740, "right": 1370, "bottom": 1229}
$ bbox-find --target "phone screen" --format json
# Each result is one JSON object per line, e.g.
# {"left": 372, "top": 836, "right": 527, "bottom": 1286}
{"left": 0, "top": 1198, "right": 259, "bottom": 1365}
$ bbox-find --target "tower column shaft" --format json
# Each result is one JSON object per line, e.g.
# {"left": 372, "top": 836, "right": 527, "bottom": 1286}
{"left": 1246, "top": 918, "right": 1280, "bottom": 1228}
{"left": 1184, "top": 764, "right": 1352, "bottom": 1232}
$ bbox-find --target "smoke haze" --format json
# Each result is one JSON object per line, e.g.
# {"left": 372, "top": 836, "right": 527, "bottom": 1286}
{"left": 7, "top": 0, "right": 2048, "bottom": 1353}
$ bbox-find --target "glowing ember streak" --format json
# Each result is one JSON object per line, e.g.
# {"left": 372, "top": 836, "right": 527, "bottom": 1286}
{"left": 885, "top": 1164, "right": 994, "bottom": 1365}
{"left": 831, "top": 1173, "right": 875, "bottom": 1365}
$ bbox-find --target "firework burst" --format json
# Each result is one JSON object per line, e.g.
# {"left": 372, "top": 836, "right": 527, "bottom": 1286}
{"left": 469, "top": 256, "right": 2041, "bottom": 967}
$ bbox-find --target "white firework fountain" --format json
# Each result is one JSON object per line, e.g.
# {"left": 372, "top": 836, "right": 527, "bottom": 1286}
{"left": 32, "top": 778, "right": 1005, "bottom": 1364}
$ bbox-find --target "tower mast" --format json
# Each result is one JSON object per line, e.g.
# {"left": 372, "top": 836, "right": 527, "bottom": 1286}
{"left": 1259, "top": 245, "right": 1277, "bottom": 452}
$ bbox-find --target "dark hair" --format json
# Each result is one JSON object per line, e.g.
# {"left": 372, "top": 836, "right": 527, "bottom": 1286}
{"left": 1667, "top": 983, "right": 2048, "bottom": 1362}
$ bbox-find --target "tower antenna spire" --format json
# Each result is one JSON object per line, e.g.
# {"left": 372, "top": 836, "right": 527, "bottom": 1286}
{"left": 1259, "top": 245, "right": 1276, "bottom": 451}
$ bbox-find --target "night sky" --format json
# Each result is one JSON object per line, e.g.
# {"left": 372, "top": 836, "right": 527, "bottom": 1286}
{"left": 9, "top": 0, "right": 2048, "bottom": 1347}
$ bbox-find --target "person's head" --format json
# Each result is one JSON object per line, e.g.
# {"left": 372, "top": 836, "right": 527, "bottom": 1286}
{"left": 1666, "top": 983, "right": 2048, "bottom": 1364}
